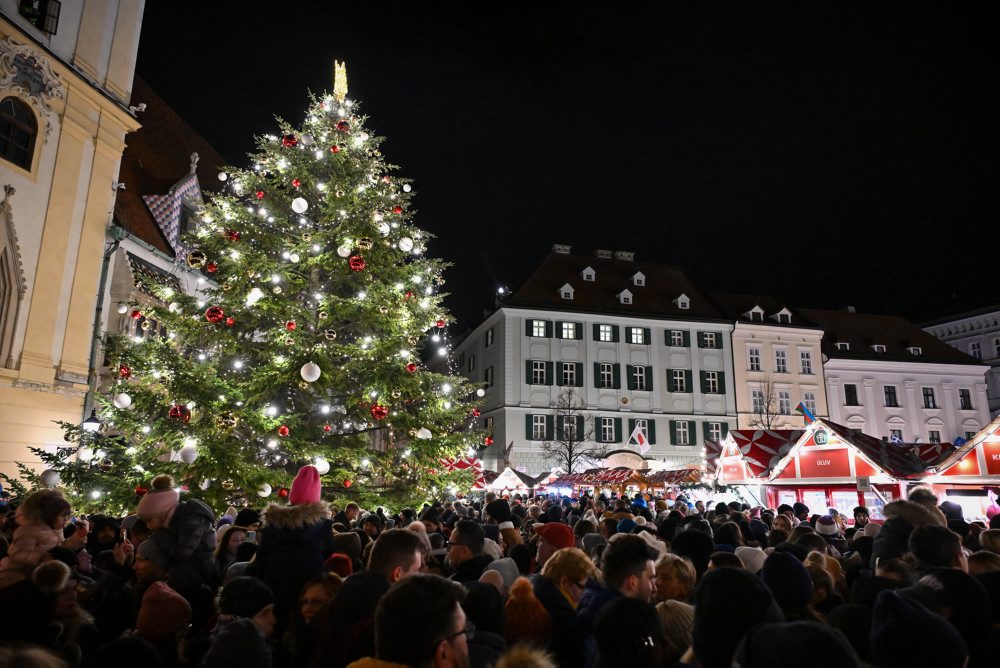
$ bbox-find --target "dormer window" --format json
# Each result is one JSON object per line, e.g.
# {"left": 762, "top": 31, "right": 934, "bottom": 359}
{"left": 871, "top": 344, "right": 886, "bottom": 353}
{"left": 632, "top": 271, "right": 646, "bottom": 287}
{"left": 674, "top": 293, "right": 690, "bottom": 310}
{"left": 558, "top": 283, "right": 574, "bottom": 300}
{"left": 908, "top": 346, "right": 923, "bottom": 356}
{"left": 617, "top": 289, "right": 633, "bottom": 305}
{"left": 771, "top": 308, "right": 792, "bottom": 324}
{"left": 746, "top": 306, "right": 765, "bottom": 322}
{"left": 835, "top": 342, "right": 850, "bottom": 351}
{"left": 581, "top": 266, "right": 596, "bottom": 282}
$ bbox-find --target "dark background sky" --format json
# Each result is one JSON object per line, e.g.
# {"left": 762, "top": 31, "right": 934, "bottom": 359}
{"left": 137, "top": 3, "right": 999, "bottom": 330}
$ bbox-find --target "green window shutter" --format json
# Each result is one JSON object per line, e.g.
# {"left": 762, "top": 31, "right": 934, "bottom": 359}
{"left": 697, "top": 332, "right": 706, "bottom": 348}
{"left": 576, "top": 415, "right": 584, "bottom": 437}
{"left": 545, "top": 321, "right": 554, "bottom": 338}
{"left": 703, "top": 422, "right": 712, "bottom": 442}
{"left": 628, "top": 418, "right": 636, "bottom": 437}
{"left": 525, "top": 320, "right": 532, "bottom": 336}
{"left": 684, "top": 370, "right": 693, "bottom": 393}
{"left": 682, "top": 331, "right": 691, "bottom": 347}
{"left": 626, "top": 365, "right": 635, "bottom": 390}
{"left": 643, "top": 328, "right": 651, "bottom": 345}
{"left": 625, "top": 328, "right": 633, "bottom": 344}
{"left": 555, "top": 416, "right": 564, "bottom": 440}
{"left": 592, "top": 323, "right": 600, "bottom": 341}
{"left": 575, "top": 363, "right": 584, "bottom": 387}
{"left": 595, "top": 417, "right": 605, "bottom": 442}
{"left": 614, "top": 418, "right": 623, "bottom": 442}
{"left": 689, "top": 421, "right": 698, "bottom": 445}
{"left": 664, "top": 330, "right": 671, "bottom": 345}
{"left": 525, "top": 415, "right": 534, "bottom": 440}
{"left": 647, "top": 420, "right": 656, "bottom": 444}
{"left": 717, "top": 371, "right": 726, "bottom": 393}
{"left": 644, "top": 366, "right": 653, "bottom": 391}
{"left": 612, "top": 326, "right": 620, "bottom": 342}
{"left": 666, "top": 369, "right": 674, "bottom": 392}
{"left": 575, "top": 323, "right": 583, "bottom": 340}
{"left": 700, "top": 371, "right": 708, "bottom": 394}
{"left": 546, "top": 415, "right": 555, "bottom": 440}
{"left": 715, "top": 334, "right": 724, "bottom": 349}
{"left": 555, "top": 361, "right": 563, "bottom": 383}
{"left": 613, "top": 365, "right": 621, "bottom": 389}
{"left": 593, "top": 362, "right": 601, "bottom": 388}
{"left": 555, "top": 322, "right": 564, "bottom": 339}
{"left": 525, "top": 360, "right": 534, "bottom": 384}
{"left": 545, "top": 361, "right": 554, "bottom": 385}
{"left": 721, "top": 422, "right": 729, "bottom": 438}
{"left": 669, "top": 420, "right": 678, "bottom": 445}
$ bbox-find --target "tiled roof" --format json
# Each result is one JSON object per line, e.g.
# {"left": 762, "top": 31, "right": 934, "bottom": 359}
{"left": 505, "top": 251, "right": 728, "bottom": 321}
{"left": 798, "top": 308, "right": 984, "bottom": 365}
{"left": 127, "top": 252, "right": 181, "bottom": 298}
{"left": 712, "top": 293, "right": 821, "bottom": 328}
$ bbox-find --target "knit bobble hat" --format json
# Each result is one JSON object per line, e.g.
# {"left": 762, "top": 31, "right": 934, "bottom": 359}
{"left": 219, "top": 576, "right": 274, "bottom": 618}
{"left": 762, "top": 551, "right": 814, "bottom": 613}
{"left": 534, "top": 522, "right": 575, "bottom": 550}
{"left": 136, "top": 475, "right": 180, "bottom": 518}
{"left": 137, "top": 581, "right": 192, "bottom": 641}
{"left": 816, "top": 515, "right": 839, "bottom": 536}
{"left": 504, "top": 577, "right": 551, "bottom": 646}
{"left": 235, "top": 508, "right": 260, "bottom": 527}
{"left": 735, "top": 546, "right": 767, "bottom": 575}
{"left": 289, "top": 465, "right": 322, "bottom": 505}
{"left": 485, "top": 499, "right": 512, "bottom": 524}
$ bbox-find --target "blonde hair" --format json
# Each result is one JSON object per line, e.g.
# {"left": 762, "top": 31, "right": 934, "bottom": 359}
{"left": 980, "top": 529, "right": 1000, "bottom": 555}
{"left": 540, "top": 546, "right": 596, "bottom": 583}
{"left": 655, "top": 553, "right": 697, "bottom": 598}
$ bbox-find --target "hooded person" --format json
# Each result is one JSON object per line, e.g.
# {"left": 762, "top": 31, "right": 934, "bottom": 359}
{"left": 0, "top": 489, "right": 72, "bottom": 588}
{"left": 204, "top": 577, "right": 276, "bottom": 668}
{"left": 85, "top": 514, "right": 121, "bottom": 557}
{"left": 871, "top": 590, "right": 967, "bottom": 668}
{"left": 485, "top": 499, "right": 523, "bottom": 554}
{"left": 761, "top": 551, "right": 816, "bottom": 621}
{"left": 731, "top": 620, "right": 860, "bottom": 668}
{"left": 251, "top": 465, "right": 335, "bottom": 643}
{"left": 870, "top": 497, "right": 946, "bottom": 570}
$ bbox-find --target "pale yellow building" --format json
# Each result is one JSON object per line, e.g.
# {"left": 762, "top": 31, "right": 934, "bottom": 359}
{"left": 0, "top": 2, "right": 144, "bottom": 480}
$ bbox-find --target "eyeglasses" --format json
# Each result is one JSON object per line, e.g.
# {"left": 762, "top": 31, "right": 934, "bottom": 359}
{"left": 442, "top": 621, "right": 476, "bottom": 644}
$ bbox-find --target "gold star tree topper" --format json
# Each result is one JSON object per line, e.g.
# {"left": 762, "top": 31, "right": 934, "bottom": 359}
{"left": 334, "top": 60, "right": 348, "bottom": 102}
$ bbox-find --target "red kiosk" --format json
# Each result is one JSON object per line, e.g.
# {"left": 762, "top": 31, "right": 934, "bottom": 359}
{"left": 921, "top": 415, "right": 1000, "bottom": 520}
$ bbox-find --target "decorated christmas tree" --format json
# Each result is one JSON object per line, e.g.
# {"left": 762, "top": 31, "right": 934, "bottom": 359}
{"left": 8, "top": 64, "right": 484, "bottom": 513}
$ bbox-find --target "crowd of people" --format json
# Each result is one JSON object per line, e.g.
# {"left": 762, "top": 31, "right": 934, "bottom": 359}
{"left": 0, "top": 464, "right": 998, "bottom": 667}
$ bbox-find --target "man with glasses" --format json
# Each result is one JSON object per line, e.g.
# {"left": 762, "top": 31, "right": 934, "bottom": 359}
{"left": 352, "top": 573, "right": 471, "bottom": 668}
{"left": 447, "top": 520, "right": 493, "bottom": 584}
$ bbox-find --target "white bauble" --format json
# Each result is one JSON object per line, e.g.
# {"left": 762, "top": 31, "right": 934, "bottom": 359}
{"left": 78, "top": 447, "right": 94, "bottom": 463}
{"left": 40, "top": 469, "right": 60, "bottom": 487}
{"left": 291, "top": 197, "right": 309, "bottom": 213}
{"left": 377, "top": 222, "right": 391, "bottom": 236}
{"left": 288, "top": 253, "right": 300, "bottom": 263}
{"left": 300, "top": 133, "right": 314, "bottom": 146}
{"left": 113, "top": 392, "right": 132, "bottom": 409}
{"left": 179, "top": 444, "right": 199, "bottom": 464}
{"left": 398, "top": 237, "right": 414, "bottom": 252}
{"left": 476, "top": 389, "right": 486, "bottom": 397}
{"left": 218, "top": 171, "right": 228, "bottom": 181}
{"left": 300, "top": 361, "right": 321, "bottom": 383}
{"left": 313, "top": 457, "right": 331, "bottom": 475}
{"left": 168, "top": 302, "right": 180, "bottom": 313}
{"left": 117, "top": 303, "right": 129, "bottom": 314}
{"left": 257, "top": 483, "right": 272, "bottom": 497}
{"left": 416, "top": 427, "right": 432, "bottom": 440}
{"left": 402, "top": 184, "right": 412, "bottom": 193}
{"left": 336, "top": 245, "right": 352, "bottom": 258}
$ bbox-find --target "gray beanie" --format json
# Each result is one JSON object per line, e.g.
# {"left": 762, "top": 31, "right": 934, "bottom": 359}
{"left": 137, "top": 538, "right": 169, "bottom": 571}
{"left": 582, "top": 533, "right": 607, "bottom": 557}
{"left": 484, "top": 557, "right": 520, "bottom": 595}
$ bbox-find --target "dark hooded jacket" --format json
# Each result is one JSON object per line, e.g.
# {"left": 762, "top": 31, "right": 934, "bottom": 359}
{"left": 870, "top": 500, "right": 946, "bottom": 569}
{"left": 534, "top": 574, "right": 589, "bottom": 667}
{"left": 311, "top": 569, "right": 392, "bottom": 668}
{"left": 149, "top": 498, "right": 218, "bottom": 594}
{"left": 449, "top": 554, "right": 495, "bottom": 583}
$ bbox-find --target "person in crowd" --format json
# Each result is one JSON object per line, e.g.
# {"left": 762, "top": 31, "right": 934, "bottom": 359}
{"left": 653, "top": 553, "right": 697, "bottom": 603}
{"left": 532, "top": 547, "right": 595, "bottom": 665}
{"left": 762, "top": 551, "right": 820, "bottom": 621}
{"left": 670, "top": 528, "right": 713, "bottom": 581}
{"left": 285, "top": 572, "right": 343, "bottom": 665}
{"left": 907, "top": 525, "right": 968, "bottom": 573}
{"left": 462, "top": 581, "right": 507, "bottom": 668}
{"left": 334, "top": 502, "right": 360, "bottom": 529}
{"left": 484, "top": 499, "right": 523, "bottom": 554}
{"left": 593, "top": 596, "right": 666, "bottom": 667}
{"left": 815, "top": 514, "right": 849, "bottom": 553}
{"left": 235, "top": 508, "right": 261, "bottom": 533}
{"left": 362, "top": 513, "right": 383, "bottom": 539}
{"left": 0, "top": 489, "right": 73, "bottom": 588}
{"left": 532, "top": 522, "right": 575, "bottom": 571}
{"left": 505, "top": 576, "right": 552, "bottom": 649}
{"left": 447, "top": 519, "right": 493, "bottom": 583}
{"left": 853, "top": 505, "right": 870, "bottom": 529}
{"left": 204, "top": 576, "right": 276, "bottom": 667}
{"left": 578, "top": 534, "right": 659, "bottom": 632}
{"left": 133, "top": 579, "right": 191, "bottom": 667}
{"left": 214, "top": 525, "right": 248, "bottom": 577}
{"left": 707, "top": 551, "right": 743, "bottom": 570}
{"left": 84, "top": 514, "right": 121, "bottom": 557}
{"left": 871, "top": 590, "right": 967, "bottom": 668}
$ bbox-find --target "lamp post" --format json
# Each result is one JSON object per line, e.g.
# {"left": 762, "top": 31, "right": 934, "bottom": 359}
{"left": 82, "top": 409, "right": 102, "bottom": 433}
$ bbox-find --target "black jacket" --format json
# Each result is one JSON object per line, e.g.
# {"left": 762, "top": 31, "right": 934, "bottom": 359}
{"left": 534, "top": 575, "right": 589, "bottom": 667}
{"left": 449, "top": 554, "right": 495, "bottom": 583}
{"left": 311, "top": 569, "right": 392, "bottom": 668}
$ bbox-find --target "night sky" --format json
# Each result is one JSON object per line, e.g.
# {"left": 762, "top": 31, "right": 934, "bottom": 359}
{"left": 137, "top": 4, "right": 999, "bottom": 330}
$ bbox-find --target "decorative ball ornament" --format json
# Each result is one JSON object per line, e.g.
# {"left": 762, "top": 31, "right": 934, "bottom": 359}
{"left": 179, "top": 444, "right": 199, "bottom": 464}
{"left": 301, "top": 232, "right": 312, "bottom": 242}
{"left": 392, "top": 205, "right": 403, "bottom": 214}
{"left": 436, "top": 319, "right": 446, "bottom": 328}
{"left": 206, "top": 261, "right": 218, "bottom": 273}
{"left": 291, "top": 178, "right": 301, "bottom": 188}
{"left": 187, "top": 250, "right": 207, "bottom": 268}
{"left": 336, "top": 120, "right": 350, "bottom": 132}
{"left": 476, "top": 388, "right": 486, "bottom": 398}
{"left": 298, "top": 380, "right": 309, "bottom": 390}
{"left": 357, "top": 237, "right": 373, "bottom": 251}
{"left": 377, "top": 221, "right": 391, "bottom": 236}
{"left": 313, "top": 457, "right": 331, "bottom": 475}
{"left": 484, "top": 436, "right": 494, "bottom": 446}
{"left": 286, "top": 321, "right": 297, "bottom": 331}
{"left": 281, "top": 134, "right": 298, "bottom": 148}
{"left": 222, "top": 479, "right": 235, "bottom": 491}
{"left": 78, "top": 446, "right": 94, "bottom": 463}
{"left": 398, "top": 237, "right": 414, "bottom": 252}
{"left": 300, "top": 361, "right": 321, "bottom": 382}
{"left": 131, "top": 309, "right": 142, "bottom": 320}
{"left": 343, "top": 479, "right": 352, "bottom": 488}
{"left": 277, "top": 487, "right": 289, "bottom": 499}
{"left": 336, "top": 245, "right": 352, "bottom": 258}
{"left": 117, "top": 303, "right": 129, "bottom": 314}
{"left": 168, "top": 404, "right": 192, "bottom": 423}
{"left": 226, "top": 229, "right": 241, "bottom": 241}
{"left": 119, "top": 365, "right": 131, "bottom": 379}
{"left": 205, "top": 306, "right": 225, "bottom": 323}
{"left": 40, "top": 469, "right": 60, "bottom": 487}
{"left": 416, "top": 427, "right": 432, "bottom": 440}
{"left": 289, "top": 253, "right": 300, "bottom": 263}
{"left": 348, "top": 256, "right": 366, "bottom": 272}
{"left": 278, "top": 425, "right": 290, "bottom": 437}
{"left": 99, "top": 459, "right": 114, "bottom": 472}
{"left": 168, "top": 302, "right": 180, "bottom": 313}
{"left": 403, "top": 183, "right": 412, "bottom": 192}
{"left": 472, "top": 408, "right": 481, "bottom": 417}
{"left": 324, "top": 329, "right": 337, "bottom": 341}
{"left": 404, "top": 291, "right": 415, "bottom": 300}
{"left": 330, "top": 144, "right": 342, "bottom": 153}
{"left": 112, "top": 392, "right": 132, "bottom": 409}
{"left": 370, "top": 403, "right": 389, "bottom": 420}
{"left": 300, "top": 133, "right": 314, "bottom": 146}
{"left": 257, "top": 483, "right": 272, "bottom": 498}
{"left": 218, "top": 171, "right": 228, "bottom": 181}
{"left": 391, "top": 389, "right": 401, "bottom": 399}
{"left": 284, "top": 337, "right": 294, "bottom": 346}
{"left": 215, "top": 412, "right": 238, "bottom": 430}
{"left": 323, "top": 424, "right": 332, "bottom": 432}
{"left": 135, "top": 485, "right": 149, "bottom": 497}
{"left": 141, "top": 320, "right": 152, "bottom": 331}
{"left": 378, "top": 306, "right": 389, "bottom": 315}
{"left": 318, "top": 311, "right": 328, "bottom": 320}
{"left": 255, "top": 190, "right": 265, "bottom": 200}
{"left": 405, "top": 362, "right": 417, "bottom": 374}
{"left": 225, "top": 317, "right": 235, "bottom": 327}
{"left": 291, "top": 197, "right": 309, "bottom": 214}
{"left": 273, "top": 286, "right": 283, "bottom": 294}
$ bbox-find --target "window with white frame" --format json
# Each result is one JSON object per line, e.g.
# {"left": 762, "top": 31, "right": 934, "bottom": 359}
{"left": 889, "top": 428, "right": 903, "bottom": 442}
{"left": 561, "top": 322, "right": 577, "bottom": 339}
{"left": 676, "top": 421, "right": 690, "bottom": 445}
{"left": 598, "top": 324, "right": 614, "bottom": 342}
{"left": 928, "top": 430, "right": 941, "bottom": 444}
{"left": 774, "top": 349, "right": 788, "bottom": 373}
{"left": 531, "top": 320, "right": 547, "bottom": 337}
{"left": 748, "top": 347, "right": 761, "bottom": 372}
{"left": 703, "top": 332, "right": 717, "bottom": 348}
{"left": 752, "top": 389, "right": 765, "bottom": 413}
{"left": 484, "top": 366, "right": 494, "bottom": 388}
{"left": 800, "top": 350, "right": 813, "bottom": 374}
{"left": 970, "top": 342, "right": 982, "bottom": 359}
{"left": 777, "top": 312, "right": 791, "bottom": 324}
{"left": 485, "top": 327, "right": 494, "bottom": 347}
{"left": 670, "top": 330, "right": 685, "bottom": 347}
{"left": 632, "top": 272, "right": 645, "bottom": 287}
{"left": 959, "top": 388, "right": 972, "bottom": 410}
{"left": 677, "top": 296, "right": 690, "bottom": 309}
{"left": 532, "top": 415, "right": 547, "bottom": 440}
{"left": 908, "top": 346, "right": 923, "bottom": 356}
{"left": 965, "top": 431, "right": 977, "bottom": 440}
{"left": 532, "top": 361, "right": 547, "bottom": 385}
{"left": 884, "top": 385, "right": 899, "bottom": 407}
{"left": 599, "top": 363, "right": 614, "bottom": 388}
{"left": 635, "top": 418, "right": 649, "bottom": 441}
{"left": 872, "top": 344, "right": 886, "bottom": 354}
{"left": 561, "top": 363, "right": 577, "bottom": 387}
{"left": 708, "top": 422, "right": 722, "bottom": 442}
{"left": 629, "top": 327, "right": 646, "bottom": 344}
{"left": 632, "top": 365, "right": 647, "bottom": 390}
{"left": 600, "top": 417, "right": 615, "bottom": 443}
{"left": 705, "top": 371, "right": 719, "bottom": 394}
{"left": 563, "top": 416, "right": 578, "bottom": 440}
{"left": 672, "top": 369, "right": 687, "bottom": 392}
{"left": 803, "top": 392, "right": 817, "bottom": 414}
{"left": 835, "top": 342, "right": 850, "bottom": 351}
{"left": 778, "top": 391, "right": 791, "bottom": 414}
{"left": 922, "top": 387, "right": 937, "bottom": 409}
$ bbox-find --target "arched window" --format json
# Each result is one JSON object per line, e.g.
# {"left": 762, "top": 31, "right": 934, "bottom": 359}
{"left": 0, "top": 97, "right": 37, "bottom": 170}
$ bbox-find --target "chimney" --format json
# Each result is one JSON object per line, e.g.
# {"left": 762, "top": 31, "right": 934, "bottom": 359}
{"left": 552, "top": 244, "right": 572, "bottom": 255}
{"left": 613, "top": 251, "right": 635, "bottom": 261}
{"left": 595, "top": 249, "right": 612, "bottom": 259}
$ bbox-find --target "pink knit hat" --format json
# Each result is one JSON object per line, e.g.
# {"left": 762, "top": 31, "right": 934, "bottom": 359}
{"left": 136, "top": 474, "right": 180, "bottom": 518}
{"left": 289, "top": 465, "right": 322, "bottom": 505}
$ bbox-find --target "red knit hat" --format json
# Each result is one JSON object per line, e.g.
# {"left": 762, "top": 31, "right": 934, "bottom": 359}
{"left": 290, "top": 465, "right": 322, "bottom": 505}
{"left": 534, "top": 522, "right": 575, "bottom": 550}
{"left": 137, "top": 581, "right": 191, "bottom": 640}
{"left": 324, "top": 552, "right": 353, "bottom": 578}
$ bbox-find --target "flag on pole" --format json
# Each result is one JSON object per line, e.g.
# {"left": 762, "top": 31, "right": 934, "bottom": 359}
{"left": 794, "top": 402, "right": 816, "bottom": 423}
{"left": 628, "top": 423, "right": 651, "bottom": 454}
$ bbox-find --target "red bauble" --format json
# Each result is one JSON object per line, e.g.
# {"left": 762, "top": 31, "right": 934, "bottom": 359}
{"left": 370, "top": 403, "right": 389, "bottom": 420}
{"left": 348, "top": 255, "right": 366, "bottom": 272}
{"left": 226, "top": 229, "right": 241, "bottom": 241}
{"left": 291, "top": 178, "right": 301, "bottom": 188}
{"left": 225, "top": 317, "right": 235, "bottom": 327}
{"left": 277, "top": 488, "right": 289, "bottom": 499}
{"left": 282, "top": 134, "right": 298, "bottom": 148}
{"left": 484, "top": 436, "right": 494, "bottom": 446}
{"left": 323, "top": 424, "right": 332, "bottom": 432}
{"left": 131, "top": 309, "right": 142, "bottom": 320}
{"left": 405, "top": 362, "right": 417, "bottom": 374}
{"left": 168, "top": 404, "right": 192, "bottom": 423}
{"left": 135, "top": 486, "right": 148, "bottom": 497}
{"left": 206, "top": 261, "right": 218, "bottom": 273}
{"left": 392, "top": 205, "right": 403, "bottom": 215}
{"left": 472, "top": 408, "right": 481, "bottom": 417}
{"left": 381, "top": 175, "right": 391, "bottom": 183}
{"left": 255, "top": 190, "right": 265, "bottom": 200}
{"left": 343, "top": 479, "right": 352, "bottom": 488}
{"left": 336, "top": 120, "right": 350, "bottom": 132}
{"left": 119, "top": 365, "right": 131, "bottom": 379}
{"left": 278, "top": 425, "right": 290, "bottom": 437}
{"left": 330, "top": 144, "right": 341, "bottom": 153}
{"left": 435, "top": 319, "right": 446, "bottom": 328}
{"left": 404, "top": 291, "right": 415, "bottom": 300}
{"left": 205, "top": 306, "right": 225, "bottom": 323}
{"left": 285, "top": 321, "right": 296, "bottom": 331}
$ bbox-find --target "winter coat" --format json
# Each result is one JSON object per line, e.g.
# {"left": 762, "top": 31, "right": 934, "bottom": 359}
{"left": 870, "top": 499, "right": 946, "bottom": 569}
{"left": 534, "top": 574, "right": 590, "bottom": 667}
{"left": 0, "top": 520, "right": 63, "bottom": 588}
{"left": 311, "top": 569, "right": 391, "bottom": 668}
{"left": 252, "top": 501, "right": 335, "bottom": 625}
{"left": 203, "top": 618, "right": 271, "bottom": 668}
{"left": 468, "top": 629, "right": 506, "bottom": 668}
{"left": 449, "top": 554, "right": 495, "bottom": 583}
{"left": 576, "top": 582, "right": 621, "bottom": 633}
{"left": 149, "top": 499, "right": 218, "bottom": 594}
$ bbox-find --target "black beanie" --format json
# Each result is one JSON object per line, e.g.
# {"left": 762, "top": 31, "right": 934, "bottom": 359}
{"left": 761, "top": 551, "right": 813, "bottom": 613}
{"left": 692, "top": 567, "right": 783, "bottom": 668}
{"left": 219, "top": 576, "right": 274, "bottom": 618}
{"left": 235, "top": 508, "right": 260, "bottom": 527}
{"left": 485, "top": 499, "right": 511, "bottom": 524}
{"left": 732, "top": 620, "right": 860, "bottom": 668}
{"left": 871, "top": 591, "right": 967, "bottom": 668}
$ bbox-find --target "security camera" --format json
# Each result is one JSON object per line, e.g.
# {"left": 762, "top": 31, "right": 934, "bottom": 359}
{"left": 129, "top": 103, "right": 147, "bottom": 114}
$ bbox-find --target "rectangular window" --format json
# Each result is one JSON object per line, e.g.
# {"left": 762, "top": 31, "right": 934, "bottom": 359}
{"left": 965, "top": 431, "right": 976, "bottom": 441}
{"left": 597, "top": 324, "right": 614, "bottom": 342}
{"left": 994, "top": 337, "right": 1000, "bottom": 358}
{"left": 705, "top": 371, "right": 719, "bottom": 394}
{"left": 532, "top": 415, "right": 547, "bottom": 440}
{"left": 634, "top": 418, "right": 649, "bottom": 443}
{"left": 845, "top": 384, "right": 860, "bottom": 406}
{"left": 20, "top": 0, "right": 61, "bottom": 35}
{"left": 598, "top": 363, "right": 614, "bottom": 389}
{"left": 561, "top": 322, "right": 578, "bottom": 339}
{"left": 484, "top": 366, "right": 494, "bottom": 388}
{"left": 752, "top": 389, "right": 765, "bottom": 412}
{"left": 970, "top": 342, "right": 982, "bottom": 359}
{"left": 922, "top": 387, "right": 937, "bottom": 409}
{"left": 628, "top": 327, "right": 648, "bottom": 344}
{"left": 748, "top": 347, "right": 761, "bottom": 372}
{"left": 708, "top": 422, "right": 722, "bottom": 442}
{"left": 561, "top": 363, "right": 577, "bottom": 387}
{"left": 835, "top": 342, "right": 850, "bottom": 351}
{"left": 531, "top": 361, "right": 547, "bottom": 385}
{"left": 774, "top": 349, "right": 788, "bottom": 373}
{"left": 884, "top": 386, "right": 898, "bottom": 407}
{"left": 929, "top": 430, "right": 941, "bottom": 444}
{"left": 671, "top": 369, "right": 687, "bottom": 393}
{"left": 803, "top": 392, "right": 817, "bottom": 415}
{"left": 531, "top": 320, "right": 547, "bottom": 337}
{"left": 485, "top": 416, "right": 494, "bottom": 430}
{"left": 600, "top": 417, "right": 615, "bottom": 443}
{"left": 959, "top": 389, "right": 972, "bottom": 410}
{"left": 485, "top": 327, "right": 494, "bottom": 347}
{"left": 800, "top": 351, "right": 813, "bottom": 374}
{"left": 563, "top": 416, "right": 578, "bottom": 440}
{"left": 778, "top": 391, "right": 791, "bottom": 415}
{"left": 701, "top": 332, "right": 718, "bottom": 348}
{"left": 890, "top": 429, "right": 903, "bottom": 442}
{"left": 675, "top": 421, "right": 690, "bottom": 445}
{"left": 631, "top": 365, "right": 647, "bottom": 391}
{"left": 669, "top": 330, "right": 686, "bottom": 347}
{"left": 468, "top": 354, "right": 476, "bottom": 372}
{"left": 778, "top": 313, "right": 791, "bottom": 324}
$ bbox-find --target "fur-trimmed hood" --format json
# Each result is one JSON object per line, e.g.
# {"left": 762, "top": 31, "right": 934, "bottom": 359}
{"left": 262, "top": 501, "right": 331, "bottom": 530}
{"left": 882, "top": 500, "right": 946, "bottom": 528}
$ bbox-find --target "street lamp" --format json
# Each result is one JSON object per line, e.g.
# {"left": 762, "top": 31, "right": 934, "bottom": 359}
{"left": 82, "top": 409, "right": 102, "bottom": 432}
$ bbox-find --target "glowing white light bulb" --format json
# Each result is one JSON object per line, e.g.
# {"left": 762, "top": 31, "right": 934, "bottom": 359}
{"left": 265, "top": 405, "right": 277, "bottom": 417}
{"left": 267, "top": 439, "right": 278, "bottom": 449}
{"left": 233, "top": 360, "right": 244, "bottom": 369}
{"left": 442, "top": 383, "right": 453, "bottom": 394}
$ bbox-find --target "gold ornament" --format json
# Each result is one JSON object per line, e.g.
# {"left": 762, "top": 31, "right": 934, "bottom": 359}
{"left": 221, "top": 479, "right": 234, "bottom": 490}
{"left": 215, "top": 412, "right": 238, "bottom": 430}
{"left": 358, "top": 237, "right": 373, "bottom": 251}
{"left": 378, "top": 306, "right": 389, "bottom": 314}
{"left": 273, "top": 286, "right": 283, "bottom": 294}
{"left": 298, "top": 381, "right": 309, "bottom": 390}
{"left": 223, "top": 283, "right": 232, "bottom": 291}
{"left": 408, "top": 336, "right": 419, "bottom": 345}
{"left": 140, "top": 321, "right": 151, "bottom": 331}
{"left": 318, "top": 311, "right": 328, "bottom": 320}
{"left": 324, "top": 329, "right": 337, "bottom": 341}
{"left": 335, "top": 189, "right": 345, "bottom": 198}
{"left": 391, "top": 389, "right": 401, "bottom": 399}
{"left": 186, "top": 250, "right": 206, "bottom": 268}
{"left": 302, "top": 233, "right": 312, "bottom": 242}
{"left": 284, "top": 337, "right": 294, "bottom": 346}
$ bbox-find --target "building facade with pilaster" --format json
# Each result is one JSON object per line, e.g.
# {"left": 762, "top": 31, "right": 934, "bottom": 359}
{"left": 923, "top": 306, "right": 1000, "bottom": 418}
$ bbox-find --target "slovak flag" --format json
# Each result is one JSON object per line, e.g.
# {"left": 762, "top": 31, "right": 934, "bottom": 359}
{"left": 628, "top": 423, "right": 651, "bottom": 454}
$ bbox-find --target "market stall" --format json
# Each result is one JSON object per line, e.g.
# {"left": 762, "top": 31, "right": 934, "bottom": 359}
{"left": 712, "top": 429, "right": 804, "bottom": 507}
{"left": 439, "top": 456, "right": 488, "bottom": 490}
{"left": 920, "top": 415, "right": 1000, "bottom": 520}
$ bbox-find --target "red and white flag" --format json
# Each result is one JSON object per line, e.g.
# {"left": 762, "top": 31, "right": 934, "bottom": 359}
{"left": 628, "top": 423, "right": 650, "bottom": 454}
